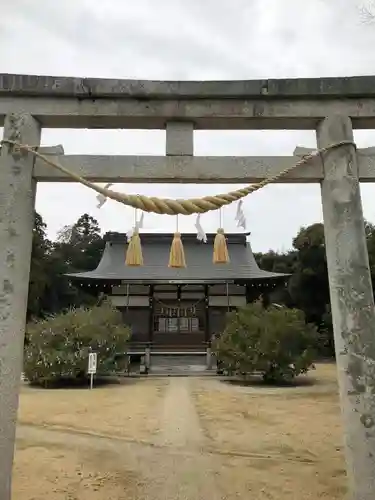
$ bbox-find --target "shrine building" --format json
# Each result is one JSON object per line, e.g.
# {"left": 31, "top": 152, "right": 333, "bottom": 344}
{"left": 67, "top": 231, "right": 289, "bottom": 358}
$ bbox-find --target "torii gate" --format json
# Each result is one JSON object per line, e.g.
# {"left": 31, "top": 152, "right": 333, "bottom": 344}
{"left": 0, "top": 74, "right": 375, "bottom": 499}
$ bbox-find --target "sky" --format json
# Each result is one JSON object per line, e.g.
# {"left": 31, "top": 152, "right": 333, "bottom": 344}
{"left": 2, "top": 0, "right": 375, "bottom": 252}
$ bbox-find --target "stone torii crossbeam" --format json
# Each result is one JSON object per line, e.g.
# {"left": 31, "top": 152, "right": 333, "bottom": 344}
{"left": 1, "top": 73, "right": 375, "bottom": 500}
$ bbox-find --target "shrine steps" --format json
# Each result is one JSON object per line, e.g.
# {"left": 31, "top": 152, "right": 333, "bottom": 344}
{"left": 149, "top": 353, "right": 214, "bottom": 376}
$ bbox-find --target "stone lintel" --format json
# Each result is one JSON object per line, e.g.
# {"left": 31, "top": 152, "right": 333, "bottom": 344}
{"left": 1, "top": 73, "right": 375, "bottom": 99}
{"left": 2, "top": 96, "right": 375, "bottom": 129}
{"left": 32, "top": 154, "right": 323, "bottom": 183}
{"left": 32, "top": 152, "right": 375, "bottom": 183}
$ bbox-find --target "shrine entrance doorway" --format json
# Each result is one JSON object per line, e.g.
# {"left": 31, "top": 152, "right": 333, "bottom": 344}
{"left": 152, "top": 291, "right": 206, "bottom": 349}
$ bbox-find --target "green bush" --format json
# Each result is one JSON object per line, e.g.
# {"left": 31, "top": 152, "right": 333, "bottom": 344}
{"left": 24, "top": 301, "right": 130, "bottom": 386}
{"left": 213, "top": 301, "right": 318, "bottom": 384}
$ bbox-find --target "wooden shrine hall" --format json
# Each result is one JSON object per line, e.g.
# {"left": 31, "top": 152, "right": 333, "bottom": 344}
{"left": 67, "top": 231, "right": 289, "bottom": 352}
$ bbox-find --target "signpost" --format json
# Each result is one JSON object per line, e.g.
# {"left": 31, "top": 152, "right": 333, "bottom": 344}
{"left": 88, "top": 352, "right": 97, "bottom": 390}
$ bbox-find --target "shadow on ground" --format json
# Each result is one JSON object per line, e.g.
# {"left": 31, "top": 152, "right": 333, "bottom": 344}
{"left": 26, "top": 375, "right": 140, "bottom": 390}
{"left": 220, "top": 373, "right": 319, "bottom": 389}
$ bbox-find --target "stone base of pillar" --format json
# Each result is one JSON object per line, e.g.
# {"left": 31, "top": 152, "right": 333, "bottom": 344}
{"left": 144, "top": 347, "right": 151, "bottom": 371}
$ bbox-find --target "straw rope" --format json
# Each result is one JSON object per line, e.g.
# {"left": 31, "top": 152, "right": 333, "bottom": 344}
{"left": 0, "top": 139, "right": 355, "bottom": 215}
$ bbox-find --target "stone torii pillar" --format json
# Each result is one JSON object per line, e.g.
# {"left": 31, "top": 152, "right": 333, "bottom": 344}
{"left": 317, "top": 115, "right": 375, "bottom": 500}
{"left": 0, "top": 113, "right": 40, "bottom": 500}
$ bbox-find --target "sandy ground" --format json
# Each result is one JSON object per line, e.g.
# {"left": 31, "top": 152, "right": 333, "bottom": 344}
{"left": 12, "top": 364, "right": 347, "bottom": 499}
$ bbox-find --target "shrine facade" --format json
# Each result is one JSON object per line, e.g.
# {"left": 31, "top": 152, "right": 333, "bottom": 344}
{"left": 67, "top": 231, "right": 289, "bottom": 351}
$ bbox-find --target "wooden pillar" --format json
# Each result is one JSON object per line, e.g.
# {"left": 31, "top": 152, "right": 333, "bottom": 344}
{"left": 148, "top": 285, "right": 154, "bottom": 344}
{"left": 204, "top": 285, "right": 210, "bottom": 342}
{"left": 317, "top": 115, "right": 375, "bottom": 500}
{"left": 177, "top": 285, "right": 181, "bottom": 334}
{"left": 261, "top": 288, "right": 271, "bottom": 308}
{"left": 0, "top": 113, "right": 41, "bottom": 500}
{"left": 245, "top": 283, "right": 254, "bottom": 304}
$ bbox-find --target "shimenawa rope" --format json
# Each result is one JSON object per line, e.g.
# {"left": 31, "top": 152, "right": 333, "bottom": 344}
{"left": 0, "top": 139, "right": 355, "bottom": 215}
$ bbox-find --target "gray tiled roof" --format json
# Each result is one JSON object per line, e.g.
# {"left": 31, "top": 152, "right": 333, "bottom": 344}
{"left": 67, "top": 232, "right": 289, "bottom": 283}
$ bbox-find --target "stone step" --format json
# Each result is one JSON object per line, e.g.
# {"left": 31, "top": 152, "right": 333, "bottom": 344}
{"left": 151, "top": 348, "right": 206, "bottom": 354}
{"left": 151, "top": 354, "right": 206, "bottom": 364}
{"left": 149, "top": 353, "right": 216, "bottom": 376}
{"left": 150, "top": 365, "right": 207, "bottom": 374}
{"left": 147, "top": 371, "right": 217, "bottom": 377}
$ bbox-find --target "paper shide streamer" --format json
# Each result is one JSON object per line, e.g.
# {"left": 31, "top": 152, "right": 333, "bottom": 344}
{"left": 195, "top": 214, "right": 207, "bottom": 243}
{"left": 235, "top": 200, "right": 247, "bottom": 230}
{"left": 96, "top": 183, "right": 113, "bottom": 208}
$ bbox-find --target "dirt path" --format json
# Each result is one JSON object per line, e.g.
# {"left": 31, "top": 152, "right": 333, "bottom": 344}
{"left": 151, "top": 377, "right": 222, "bottom": 499}
{"left": 157, "top": 377, "right": 204, "bottom": 448}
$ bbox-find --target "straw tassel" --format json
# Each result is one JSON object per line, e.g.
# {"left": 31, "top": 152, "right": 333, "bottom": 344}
{"left": 125, "top": 230, "right": 143, "bottom": 266}
{"left": 213, "top": 228, "right": 230, "bottom": 264}
{"left": 169, "top": 232, "right": 186, "bottom": 268}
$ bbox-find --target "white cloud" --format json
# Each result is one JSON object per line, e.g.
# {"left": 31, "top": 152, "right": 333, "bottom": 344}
{"left": 1, "top": 0, "right": 375, "bottom": 252}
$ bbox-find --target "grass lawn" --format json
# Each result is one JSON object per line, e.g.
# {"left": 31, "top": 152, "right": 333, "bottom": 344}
{"left": 192, "top": 363, "right": 346, "bottom": 499}
{"left": 12, "top": 363, "right": 346, "bottom": 499}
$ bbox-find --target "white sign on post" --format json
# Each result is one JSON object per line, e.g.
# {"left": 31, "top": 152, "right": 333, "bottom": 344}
{"left": 88, "top": 352, "right": 97, "bottom": 389}
{"left": 88, "top": 352, "right": 97, "bottom": 373}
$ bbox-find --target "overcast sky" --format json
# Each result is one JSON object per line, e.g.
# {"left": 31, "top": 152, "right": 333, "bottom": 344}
{"left": 2, "top": 0, "right": 375, "bottom": 252}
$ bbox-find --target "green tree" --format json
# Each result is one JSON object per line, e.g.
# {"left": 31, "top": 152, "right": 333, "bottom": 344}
{"left": 57, "top": 213, "right": 103, "bottom": 271}
{"left": 27, "top": 212, "right": 52, "bottom": 320}
{"left": 43, "top": 214, "right": 105, "bottom": 314}
{"left": 255, "top": 249, "right": 297, "bottom": 307}
{"left": 287, "top": 223, "right": 329, "bottom": 323}
{"left": 214, "top": 302, "right": 318, "bottom": 384}
{"left": 255, "top": 249, "right": 297, "bottom": 275}
{"left": 24, "top": 301, "right": 130, "bottom": 386}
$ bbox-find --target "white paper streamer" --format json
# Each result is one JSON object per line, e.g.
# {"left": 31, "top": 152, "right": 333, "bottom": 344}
{"left": 138, "top": 211, "right": 144, "bottom": 230}
{"left": 195, "top": 214, "right": 207, "bottom": 243}
{"left": 96, "top": 183, "right": 113, "bottom": 208}
{"left": 235, "top": 200, "right": 247, "bottom": 230}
